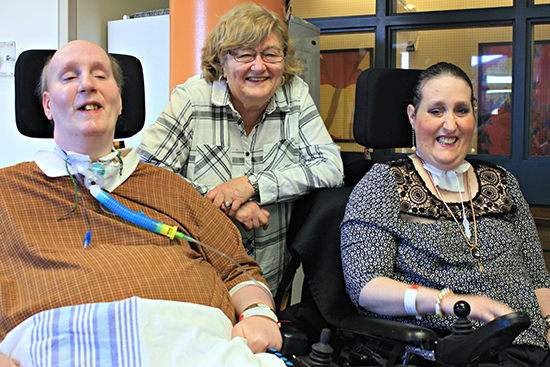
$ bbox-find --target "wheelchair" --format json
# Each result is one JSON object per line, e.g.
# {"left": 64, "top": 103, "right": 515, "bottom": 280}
{"left": 275, "top": 68, "right": 532, "bottom": 367}
{"left": 15, "top": 50, "right": 532, "bottom": 367}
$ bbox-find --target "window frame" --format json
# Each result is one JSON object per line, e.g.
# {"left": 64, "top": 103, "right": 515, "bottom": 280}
{"left": 306, "top": 0, "right": 550, "bottom": 205}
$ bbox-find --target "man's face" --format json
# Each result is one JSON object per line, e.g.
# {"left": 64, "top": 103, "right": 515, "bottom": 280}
{"left": 42, "top": 40, "right": 122, "bottom": 156}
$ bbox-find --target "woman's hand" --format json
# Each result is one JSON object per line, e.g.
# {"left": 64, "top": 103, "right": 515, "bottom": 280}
{"left": 230, "top": 201, "right": 270, "bottom": 231}
{"left": 440, "top": 294, "right": 514, "bottom": 323}
{"left": 232, "top": 316, "right": 282, "bottom": 353}
{"left": 206, "top": 176, "right": 255, "bottom": 213}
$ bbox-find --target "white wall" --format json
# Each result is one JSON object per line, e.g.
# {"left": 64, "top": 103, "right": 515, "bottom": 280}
{"left": 0, "top": 0, "right": 60, "bottom": 168}
{"left": 0, "top": 0, "right": 169, "bottom": 168}
{"left": 108, "top": 15, "right": 170, "bottom": 150}
{"left": 76, "top": 0, "right": 169, "bottom": 49}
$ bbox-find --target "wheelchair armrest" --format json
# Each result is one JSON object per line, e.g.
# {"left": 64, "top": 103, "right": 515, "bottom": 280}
{"left": 436, "top": 311, "right": 531, "bottom": 366}
{"left": 338, "top": 315, "right": 439, "bottom": 346}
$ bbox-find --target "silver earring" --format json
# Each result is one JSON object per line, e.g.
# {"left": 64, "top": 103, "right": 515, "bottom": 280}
{"left": 219, "top": 75, "right": 227, "bottom": 85}
{"left": 411, "top": 129, "right": 417, "bottom": 152}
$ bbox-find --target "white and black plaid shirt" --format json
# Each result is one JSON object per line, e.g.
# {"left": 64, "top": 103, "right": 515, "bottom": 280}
{"left": 137, "top": 75, "right": 344, "bottom": 290}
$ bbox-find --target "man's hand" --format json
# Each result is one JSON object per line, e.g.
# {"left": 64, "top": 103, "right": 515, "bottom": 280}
{"left": 232, "top": 316, "right": 282, "bottom": 353}
{"left": 0, "top": 353, "right": 20, "bottom": 367}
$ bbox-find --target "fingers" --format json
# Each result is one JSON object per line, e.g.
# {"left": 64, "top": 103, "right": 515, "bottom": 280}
{"left": 0, "top": 353, "right": 20, "bottom": 367}
{"left": 232, "top": 318, "right": 282, "bottom": 353}
{"left": 443, "top": 295, "right": 515, "bottom": 323}
{"left": 233, "top": 202, "right": 270, "bottom": 230}
{"left": 206, "top": 177, "right": 255, "bottom": 208}
{"left": 260, "top": 208, "right": 270, "bottom": 230}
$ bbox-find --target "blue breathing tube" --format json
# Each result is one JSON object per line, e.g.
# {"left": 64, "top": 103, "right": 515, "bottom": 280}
{"left": 88, "top": 185, "right": 193, "bottom": 242}
{"left": 87, "top": 184, "right": 271, "bottom": 299}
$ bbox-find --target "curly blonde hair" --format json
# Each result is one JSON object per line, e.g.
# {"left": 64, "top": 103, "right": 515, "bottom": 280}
{"left": 201, "top": 3, "right": 302, "bottom": 85}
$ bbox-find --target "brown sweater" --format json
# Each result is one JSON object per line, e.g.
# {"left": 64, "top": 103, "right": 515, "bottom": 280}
{"left": 0, "top": 161, "right": 266, "bottom": 340}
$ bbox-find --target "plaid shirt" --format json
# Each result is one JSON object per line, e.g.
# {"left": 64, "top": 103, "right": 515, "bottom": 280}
{"left": 137, "top": 75, "right": 344, "bottom": 290}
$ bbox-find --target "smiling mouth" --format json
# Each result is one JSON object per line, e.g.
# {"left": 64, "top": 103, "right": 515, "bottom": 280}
{"left": 79, "top": 104, "right": 100, "bottom": 111}
{"left": 437, "top": 137, "right": 458, "bottom": 145}
{"left": 246, "top": 77, "right": 268, "bottom": 82}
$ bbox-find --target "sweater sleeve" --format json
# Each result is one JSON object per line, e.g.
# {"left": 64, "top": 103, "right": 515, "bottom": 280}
{"left": 340, "top": 163, "right": 402, "bottom": 307}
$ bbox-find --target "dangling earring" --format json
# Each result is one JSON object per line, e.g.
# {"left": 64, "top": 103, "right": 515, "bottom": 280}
{"left": 411, "top": 128, "right": 417, "bottom": 152}
{"left": 219, "top": 75, "right": 227, "bottom": 85}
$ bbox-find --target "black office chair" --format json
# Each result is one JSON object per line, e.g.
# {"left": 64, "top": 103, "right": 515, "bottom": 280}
{"left": 276, "top": 68, "right": 530, "bottom": 367}
{"left": 14, "top": 49, "right": 145, "bottom": 139}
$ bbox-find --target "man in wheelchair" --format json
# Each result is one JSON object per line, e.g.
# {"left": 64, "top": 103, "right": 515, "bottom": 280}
{"left": 340, "top": 62, "right": 550, "bottom": 366}
{"left": 0, "top": 40, "right": 285, "bottom": 366}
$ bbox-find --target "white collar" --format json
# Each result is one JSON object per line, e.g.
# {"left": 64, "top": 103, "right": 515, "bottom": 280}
{"left": 416, "top": 152, "right": 471, "bottom": 193}
{"left": 34, "top": 144, "right": 139, "bottom": 192}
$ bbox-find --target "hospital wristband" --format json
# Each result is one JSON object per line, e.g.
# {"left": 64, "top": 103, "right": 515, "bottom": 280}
{"left": 238, "top": 303, "right": 278, "bottom": 323}
{"left": 404, "top": 284, "right": 422, "bottom": 320}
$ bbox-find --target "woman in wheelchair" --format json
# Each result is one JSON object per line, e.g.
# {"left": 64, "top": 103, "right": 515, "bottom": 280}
{"left": 341, "top": 62, "right": 550, "bottom": 365}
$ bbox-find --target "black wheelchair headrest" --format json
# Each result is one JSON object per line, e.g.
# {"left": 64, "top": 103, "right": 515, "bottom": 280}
{"left": 353, "top": 68, "right": 423, "bottom": 149}
{"left": 15, "top": 49, "right": 145, "bottom": 139}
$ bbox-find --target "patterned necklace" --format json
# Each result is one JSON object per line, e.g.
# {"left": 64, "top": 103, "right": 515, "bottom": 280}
{"left": 422, "top": 162, "right": 483, "bottom": 272}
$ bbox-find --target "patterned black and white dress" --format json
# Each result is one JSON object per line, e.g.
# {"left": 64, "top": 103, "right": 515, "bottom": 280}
{"left": 340, "top": 156, "right": 550, "bottom": 349}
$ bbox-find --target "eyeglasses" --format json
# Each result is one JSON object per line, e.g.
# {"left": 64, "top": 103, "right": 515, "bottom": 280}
{"left": 230, "top": 47, "right": 285, "bottom": 64}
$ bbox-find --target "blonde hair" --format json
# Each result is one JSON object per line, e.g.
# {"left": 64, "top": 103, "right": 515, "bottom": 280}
{"left": 201, "top": 3, "right": 302, "bottom": 85}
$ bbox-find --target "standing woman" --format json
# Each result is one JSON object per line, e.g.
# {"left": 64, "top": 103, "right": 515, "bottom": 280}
{"left": 138, "top": 3, "right": 344, "bottom": 291}
{"left": 341, "top": 62, "right": 550, "bottom": 365}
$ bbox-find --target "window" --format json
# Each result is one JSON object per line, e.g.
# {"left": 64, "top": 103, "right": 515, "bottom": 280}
{"left": 291, "top": 0, "right": 550, "bottom": 208}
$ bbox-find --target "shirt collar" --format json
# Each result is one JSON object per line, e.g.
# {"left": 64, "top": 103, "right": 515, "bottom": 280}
{"left": 34, "top": 144, "right": 139, "bottom": 192}
{"left": 415, "top": 151, "right": 471, "bottom": 192}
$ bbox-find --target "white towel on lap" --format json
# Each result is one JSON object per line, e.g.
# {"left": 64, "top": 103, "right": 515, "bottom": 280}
{"left": 0, "top": 297, "right": 284, "bottom": 367}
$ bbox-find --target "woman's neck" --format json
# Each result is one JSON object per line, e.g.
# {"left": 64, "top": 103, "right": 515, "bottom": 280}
{"left": 409, "top": 154, "right": 478, "bottom": 203}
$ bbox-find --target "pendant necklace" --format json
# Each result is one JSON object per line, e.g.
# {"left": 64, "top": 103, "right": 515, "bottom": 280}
{"left": 424, "top": 164, "right": 483, "bottom": 272}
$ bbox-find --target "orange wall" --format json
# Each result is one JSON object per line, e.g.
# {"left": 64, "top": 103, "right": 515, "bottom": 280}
{"left": 170, "top": 0, "right": 285, "bottom": 91}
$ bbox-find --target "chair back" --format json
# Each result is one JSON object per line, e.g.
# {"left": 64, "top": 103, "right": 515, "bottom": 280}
{"left": 278, "top": 68, "right": 425, "bottom": 336}
{"left": 353, "top": 67, "right": 423, "bottom": 150}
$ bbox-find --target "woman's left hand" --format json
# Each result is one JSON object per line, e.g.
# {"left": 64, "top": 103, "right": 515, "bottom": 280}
{"left": 232, "top": 316, "right": 282, "bottom": 353}
{"left": 206, "top": 176, "right": 255, "bottom": 213}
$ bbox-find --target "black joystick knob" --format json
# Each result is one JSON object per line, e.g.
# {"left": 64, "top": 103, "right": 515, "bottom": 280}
{"left": 454, "top": 300, "right": 471, "bottom": 318}
{"left": 452, "top": 300, "right": 474, "bottom": 335}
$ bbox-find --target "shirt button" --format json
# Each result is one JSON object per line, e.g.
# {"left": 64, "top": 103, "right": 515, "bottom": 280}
{"left": 245, "top": 152, "right": 250, "bottom": 157}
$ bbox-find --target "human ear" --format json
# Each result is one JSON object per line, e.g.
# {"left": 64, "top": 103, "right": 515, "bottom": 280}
{"left": 407, "top": 104, "right": 416, "bottom": 127}
{"left": 118, "top": 88, "right": 122, "bottom": 116}
{"left": 42, "top": 92, "right": 53, "bottom": 120}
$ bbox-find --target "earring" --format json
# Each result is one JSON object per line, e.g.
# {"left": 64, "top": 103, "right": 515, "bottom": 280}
{"left": 219, "top": 75, "right": 227, "bottom": 85}
{"left": 411, "top": 128, "right": 417, "bottom": 152}
{"left": 281, "top": 75, "right": 286, "bottom": 85}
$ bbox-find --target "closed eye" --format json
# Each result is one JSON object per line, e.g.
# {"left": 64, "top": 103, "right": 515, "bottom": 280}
{"left": 428, "top": 108, "right": 443, "bottom": 116}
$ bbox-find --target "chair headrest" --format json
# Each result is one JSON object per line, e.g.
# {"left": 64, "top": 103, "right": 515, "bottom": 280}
{"left": 14, "top": 49, "right": 145, "bottom": 139}
{"left": 353, "top": 68, "right": 423, "bottom": 149}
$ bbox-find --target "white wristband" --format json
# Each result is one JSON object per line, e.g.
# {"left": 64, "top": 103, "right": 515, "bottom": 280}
{"left": 239, "top": 303, "right": 278, "bottom": 323}
{"left": 404, "top": 285, "right": 422, "bottom": 320}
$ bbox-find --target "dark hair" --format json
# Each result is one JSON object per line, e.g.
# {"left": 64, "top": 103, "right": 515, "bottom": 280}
{"left": 411, "top": 62, "right": 477, "bottom": 114}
